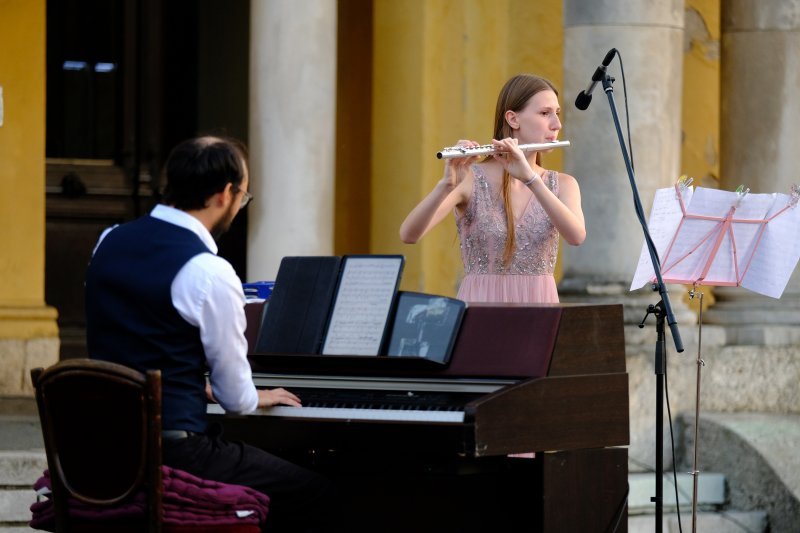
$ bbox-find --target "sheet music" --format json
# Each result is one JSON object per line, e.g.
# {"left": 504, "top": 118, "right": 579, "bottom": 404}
{"left": 741, "top": 193, "right": 800, "bottom": 298}
{"left": 631, "top": 186, "right": 800, "bottom": 298}
{"left": 322, "top": 256, "right": 403, "bottom": 355}
{"left": 630, "top": 185, "right": 693, "bottom": 290}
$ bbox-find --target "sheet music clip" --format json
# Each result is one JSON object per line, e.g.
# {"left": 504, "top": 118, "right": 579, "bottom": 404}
{"left": 688, "top": 281, "right": 699, "bottom": 299}
{"left": 734, "top": 184, "right": 750, "bottom": 207}
{"left": 789, "top": 184, "right": 800, "bottom": 208}
{"left": 677, "top": 175, "right": 693, "bottom": 194}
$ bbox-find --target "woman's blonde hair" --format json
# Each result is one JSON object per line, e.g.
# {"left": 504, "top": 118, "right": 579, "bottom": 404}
{"left": 491, "top": 74, "right": 558, "bottom": 267}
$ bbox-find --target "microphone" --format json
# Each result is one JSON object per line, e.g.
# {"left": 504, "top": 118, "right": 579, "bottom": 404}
{"left": 574, "top": 48, "right": 617, "bottom": 110}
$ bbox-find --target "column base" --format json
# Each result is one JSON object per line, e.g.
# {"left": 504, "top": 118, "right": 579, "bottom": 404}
{"left": 702, "top": 286, "right": 800, "bottom": 346}
{"left": 559, "top": 278, "right": 698, "bottom": 326}
{"left": 0, "top": 306, "right": 60, "bottom": 395}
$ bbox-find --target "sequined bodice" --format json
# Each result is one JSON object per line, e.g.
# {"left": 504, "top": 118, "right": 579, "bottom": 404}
{"left": 455, "top": 166, "right": 560, "bottom": 275}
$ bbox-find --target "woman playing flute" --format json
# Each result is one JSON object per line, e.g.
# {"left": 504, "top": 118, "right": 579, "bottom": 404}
{"left": 400, "top": 74, "right": 586, "bottom": 303}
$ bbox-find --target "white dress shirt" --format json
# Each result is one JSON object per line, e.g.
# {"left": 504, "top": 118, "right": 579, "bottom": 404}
{"left": 96, "top": 204, "right": 259, "bottom": 414}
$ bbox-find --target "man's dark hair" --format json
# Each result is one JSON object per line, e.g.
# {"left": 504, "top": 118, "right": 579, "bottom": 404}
{"left": 162, "top": 136, "right": 249, "bottom": 210}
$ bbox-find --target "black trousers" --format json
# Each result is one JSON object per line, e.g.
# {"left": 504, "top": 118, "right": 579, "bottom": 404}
{"left": 162, "top": 424, "right": 340, "bottom": 532}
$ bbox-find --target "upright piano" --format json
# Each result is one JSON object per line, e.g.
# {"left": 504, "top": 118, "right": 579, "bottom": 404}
{"left": 209, "top": 303, "right": 629, "bottom": 532}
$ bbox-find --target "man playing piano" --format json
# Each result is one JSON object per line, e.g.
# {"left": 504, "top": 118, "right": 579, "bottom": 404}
{"left": 85, "top": 136, "right": 338, "bottom": 532}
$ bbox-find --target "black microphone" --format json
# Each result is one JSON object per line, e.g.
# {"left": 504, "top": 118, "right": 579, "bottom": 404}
{"left": 575, "top": 48, "right": 617, "bottom": 110}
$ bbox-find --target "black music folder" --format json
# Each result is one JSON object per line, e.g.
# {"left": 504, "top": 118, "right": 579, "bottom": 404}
{"left": 255, "top": 255, "right": 404, "bottom": 355}
{"left": 255, "top": 256, "right": 342, "bottom": 354}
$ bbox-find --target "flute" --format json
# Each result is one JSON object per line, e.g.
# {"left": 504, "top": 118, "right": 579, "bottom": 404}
{"left": 436, "top": 140, "right": 570, "bottom": 160}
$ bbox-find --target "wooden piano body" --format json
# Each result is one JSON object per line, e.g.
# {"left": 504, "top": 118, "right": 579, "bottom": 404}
{"left": 211, "top": 303, "right": 630, "bottom": 532}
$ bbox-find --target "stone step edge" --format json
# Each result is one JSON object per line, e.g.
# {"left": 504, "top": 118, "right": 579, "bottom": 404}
{"left": 628, "top": 471, "right": 725, "bottom": 513}
{"left": 0, "top": 452, "right": 47, "bottom": 487}
{"left": 0, "top": 488, "right": 38, "bottom": 523}
{"left": 628, "top": 510, "right": 768, "bottom": 533}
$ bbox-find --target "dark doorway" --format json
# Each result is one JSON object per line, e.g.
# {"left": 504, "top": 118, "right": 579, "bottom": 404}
{"left": 45, "top": 0, "right": 250, "bottom": 358}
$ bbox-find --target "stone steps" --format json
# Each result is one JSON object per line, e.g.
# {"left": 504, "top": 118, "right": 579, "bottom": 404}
{"left": 628, "top": 471, "right": 726, "bottom": 513}
{"left": 629, "top": 510, "right": 768, "bottom": 533}
{"left": 678, "top": 412, "right": 800, "bottom": 533}
{"left": 0, "top": 399, "right": 44, "bottom": 532}
{"left": 627, "top": 472, "right": 768, "bottom": 532}
{"left": 0, "top": 451, "right": 45, "bottom": 532}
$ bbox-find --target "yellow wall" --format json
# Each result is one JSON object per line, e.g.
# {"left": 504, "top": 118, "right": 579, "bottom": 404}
{"left": 0, "top": 0, "right": 57, "bottom": 337}
{"left": 682, "top": 0, "right": 720, "bottom": 188}
{"left": 371, "top": 0, "right": 563, "bottom": 296}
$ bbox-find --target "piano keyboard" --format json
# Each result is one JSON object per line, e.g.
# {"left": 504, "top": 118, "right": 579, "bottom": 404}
{"left": 208, "top": 403, "right": 466, "bottom": 423}
{"left": 207, "top": 374, "right": 514, "bottom": 424}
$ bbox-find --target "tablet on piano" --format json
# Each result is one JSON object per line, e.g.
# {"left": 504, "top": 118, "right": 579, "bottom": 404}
{"left": 385, "top": 292, "right": 465, "bottom": 365}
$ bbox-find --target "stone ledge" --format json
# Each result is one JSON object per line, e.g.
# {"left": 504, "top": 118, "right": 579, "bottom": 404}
{"left": 0, "top": 490, "right": 36, "bottom": 523}
{"left": 0, "top": 452, "right": 46, "bottom": 486}
{"left": 629, "top": 510, "right": 767, "bottom": 533}
{"left": 0, "top": 418, "right": 42, "bottom": 452}
{"left": 724, "top": 324, "right": 800, "bottom": 346}
{"left": 625, "top": 323, "right": 800, "bottom": 348}
{"left": 679, "top": 412, "right": 800, "bottom": 533}
{"left": 626, "top": 344, "right": 800, "bottom": 473}
{"left": 0, "top": 398, "right": 36, "bottom": 417}
{"left": 624, "top": 323, "right": 726, "bottom": 349}
{"left": 628, "top": 472, "right": 725, "bottom": 513}
{"left": 0, "top": 339, "right": 59, "bottom": 396}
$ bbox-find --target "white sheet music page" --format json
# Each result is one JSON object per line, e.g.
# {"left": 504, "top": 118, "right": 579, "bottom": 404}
{"left": 630, "top": 185, "right": 693, "bottom": 290}
{"left": 322, "top": 256, "right": 402, "bottom": 355}
{"left": 741, "top": 192, "right": 800, "bottom": 298}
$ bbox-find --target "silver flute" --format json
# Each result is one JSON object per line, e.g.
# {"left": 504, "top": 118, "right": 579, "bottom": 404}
{"left": 436, "top": 140, "right": 570, "bottom": 160}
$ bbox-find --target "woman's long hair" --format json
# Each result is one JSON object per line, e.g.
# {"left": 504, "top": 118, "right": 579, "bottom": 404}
{"left": 491, "top": 75, "right": 558, "bottom": 267}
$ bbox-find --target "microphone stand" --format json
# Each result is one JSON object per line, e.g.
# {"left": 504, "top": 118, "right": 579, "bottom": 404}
{"left": 599, "top": 72, "right": 685, "bottom": 533}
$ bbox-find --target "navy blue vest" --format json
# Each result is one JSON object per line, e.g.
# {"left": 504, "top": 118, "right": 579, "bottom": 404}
{"left": 86, "top": 215, "right": 211, "bottom": 432}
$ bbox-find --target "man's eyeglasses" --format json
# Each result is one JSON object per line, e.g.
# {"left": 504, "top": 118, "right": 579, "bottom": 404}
{"left": 234, "top": 188, "right": 253, "bottom": 208}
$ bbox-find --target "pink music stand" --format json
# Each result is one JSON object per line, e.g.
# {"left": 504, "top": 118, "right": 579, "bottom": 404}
{"left": 633, "top": 181, "right": 800, "bottom": 298}
{"left": 632, "top": 179, "right": 800, "bottom": 532}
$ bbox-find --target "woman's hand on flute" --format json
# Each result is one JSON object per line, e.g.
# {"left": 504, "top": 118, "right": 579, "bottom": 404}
{"left": 491, "top": 138, "right": 536, "bottom": 182}
{"left": 400, "top": 140, "right": 477, "bottom": 244}
{"left": 442, "top": 140, "right": 480, "bottom": 189}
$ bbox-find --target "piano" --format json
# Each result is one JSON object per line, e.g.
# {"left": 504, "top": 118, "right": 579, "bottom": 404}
{"left": 210, "top": 303, "right": 630, "bottom": 532}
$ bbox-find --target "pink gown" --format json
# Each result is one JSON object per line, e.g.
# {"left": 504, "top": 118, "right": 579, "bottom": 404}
{"left": 455, "top": 165, "right": 560, "bottom": 304}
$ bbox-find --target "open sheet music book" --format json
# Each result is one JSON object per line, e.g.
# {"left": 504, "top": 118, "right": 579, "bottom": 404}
{"left": 256, "top": 255, "right": 405, "bottom": 356}
{"left": 321, "top": 256, "right": 404, "bottom": 355}
{"left": 631, "top": 182, "right": 800, "bottom": 298}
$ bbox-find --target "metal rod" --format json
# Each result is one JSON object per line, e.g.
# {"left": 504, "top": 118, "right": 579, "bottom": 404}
{"left": 690, "top": 291, "right": 705, "bottom": 533}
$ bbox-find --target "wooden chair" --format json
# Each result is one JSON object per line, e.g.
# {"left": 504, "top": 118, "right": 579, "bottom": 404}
{"left": 30, "top": 358, "right": 262, "bottom": 533}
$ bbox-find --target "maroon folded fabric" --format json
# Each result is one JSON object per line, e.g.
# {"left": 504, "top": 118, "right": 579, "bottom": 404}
{"left": 30, "top": 466, "right": 269, "bottom": 531}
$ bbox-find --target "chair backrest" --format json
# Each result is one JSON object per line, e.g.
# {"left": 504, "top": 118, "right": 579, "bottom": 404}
{"left": 31, "top": 358, "right": 163, "bottom": 533}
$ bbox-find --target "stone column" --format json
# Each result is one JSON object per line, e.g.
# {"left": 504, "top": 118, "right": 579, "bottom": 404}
{"left": 705, "top": 0, "right": 800, "bottom": 343}
{"left": 561, "top": 0, "right": 693, "bottom": 324}
{"left": 247, "top": 0, "right": 337, "bottom": 281}
{"left": 0, "top": 0, "right": 59, "bottom": 395}
{"left": 562, "top": 0, "right": 690, "bottom": 473}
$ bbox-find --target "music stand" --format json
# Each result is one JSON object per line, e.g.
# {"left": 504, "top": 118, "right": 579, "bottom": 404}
{"left": 632, "top": 179, "right": 800, "bottom": 531}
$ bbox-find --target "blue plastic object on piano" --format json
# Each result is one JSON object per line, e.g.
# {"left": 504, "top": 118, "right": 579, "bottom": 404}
{"left": 243, "top": 281, "right": 275, "bottom": 300}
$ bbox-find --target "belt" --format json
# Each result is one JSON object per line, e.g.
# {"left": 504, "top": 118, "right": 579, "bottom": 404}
{"left": 162, "top": 429, "right": 197, "bottom": 440}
